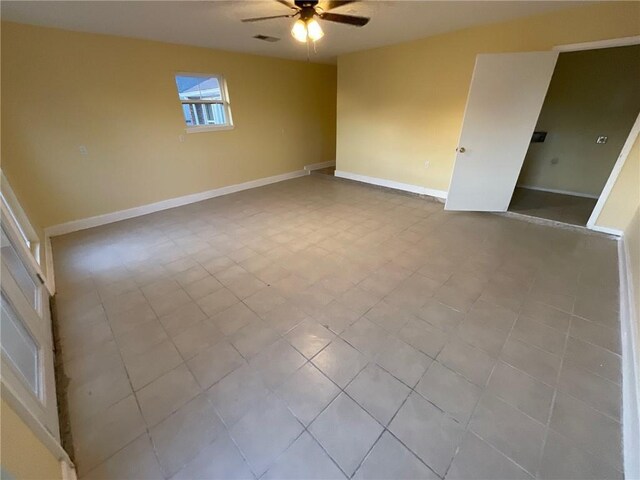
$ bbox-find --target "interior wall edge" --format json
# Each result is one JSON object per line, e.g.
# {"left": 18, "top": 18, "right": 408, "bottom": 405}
{"left": 619, "top": 236, "right": 640, "bottom": 480}
{"left": 303, "top": 160, "right": 337, "bottom": 172}
{"left": 590, "top": 113, "right": 640, "bottom": 230}
{"left": 44, "top": 235, "right": 56, "bottom": 294}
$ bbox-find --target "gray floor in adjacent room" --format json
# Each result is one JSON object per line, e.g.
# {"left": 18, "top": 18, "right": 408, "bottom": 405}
{"left": 52, "top": 175, "right": 622, "bottom": 480}
{"left": 508, "top": 187, "right": 598, "bottom": 227}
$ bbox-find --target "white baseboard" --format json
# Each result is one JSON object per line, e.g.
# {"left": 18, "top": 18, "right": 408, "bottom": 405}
{"left": 334, "top": 170, "right": 448, "bottom": 200}
{"left": 517, "top": 184, "right": 599, "bottom": 199}
{"left": 620, "top": 236, "right": 640, "bottom": 480}
{"left": 304, "top": 160, "right": 335, "bottom": 172}
{"left": 588, "top": 224, "right": 623, "bottom": 237}
{"left": 45, "top": 169, "right": 307, "bottom": 237}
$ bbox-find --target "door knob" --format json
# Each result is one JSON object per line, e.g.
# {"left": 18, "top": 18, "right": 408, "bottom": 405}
{"left": 458, "top": 147, "right": 466, "bottom": 153}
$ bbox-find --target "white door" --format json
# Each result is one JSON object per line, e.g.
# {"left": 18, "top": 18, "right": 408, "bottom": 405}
{"left": 1, "top": 211, "right": 59, "bottom": 438}
{"left": 445, "top": 52, "right": 559, "bottom": 211}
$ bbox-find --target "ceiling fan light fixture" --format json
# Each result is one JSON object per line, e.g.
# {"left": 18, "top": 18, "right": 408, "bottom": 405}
{"left": 306, "top": 18, "right": 324, "bottom": 41}
{"left": 291, "top": 18, "right": 308, "bottom": 42}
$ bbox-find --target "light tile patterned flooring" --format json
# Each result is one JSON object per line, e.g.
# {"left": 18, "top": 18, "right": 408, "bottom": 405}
{"left": 52, "top": 175, "right": 623, "bottom": 480}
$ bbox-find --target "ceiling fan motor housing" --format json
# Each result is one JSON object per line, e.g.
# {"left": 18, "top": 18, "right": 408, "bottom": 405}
{"left": 294, "top": 1, "right": 320, "bottom": 8}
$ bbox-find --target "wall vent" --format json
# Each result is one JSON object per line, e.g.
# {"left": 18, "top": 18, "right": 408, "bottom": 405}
{"left": 253, "top": 34, "right": 280, "bottom": 43}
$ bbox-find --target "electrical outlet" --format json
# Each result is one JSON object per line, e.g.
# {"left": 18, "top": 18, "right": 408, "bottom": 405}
{"left": 79, "top": 146, "right": 88, "bottom": 155}
{"left": 178, "top": 135, "right": 185, "bottom": 143}
{"left": 596, "top": 136, "right": 608, "bottom": 144}
{"left": 424, "top": 160, "right": 430, "bottom": 168}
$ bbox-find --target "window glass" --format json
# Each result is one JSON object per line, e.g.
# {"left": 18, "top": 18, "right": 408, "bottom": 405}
{"left": 1, "top": 227, "right": 39, "bottom": 310}
{"left": 1, "top": 293, "right": 39, "bottom": 396}
{"left": 175, "top": 74, "right": 231, "bottom": 129}
{"left": 175, "top": 75, "right": 222, "bottom": 101}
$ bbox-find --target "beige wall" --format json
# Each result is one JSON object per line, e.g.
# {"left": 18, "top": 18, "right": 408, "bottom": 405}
{"left": 596, "top": 129, "right": 639, "bottom": 401}
{"left": 1, "top": 22, "right": 337, "bottom": 230}
{"left": 1, "top": 399, "right": 62, "bottom": 480}
{"left": 625, "top": 206, "right": 640, "bottom": 338}
{"left": 336, "top": 2, "right": 640, "bottom": 193}
{"left": 597, "top": 133, "right": 640, "bottom": 233}
{"left": 518, "top": 45, "right": 640, "bottom": 197}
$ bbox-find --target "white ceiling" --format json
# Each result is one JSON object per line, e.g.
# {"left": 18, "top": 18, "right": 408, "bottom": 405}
{"left": 1, "top": 1, "right": 593, "bottom": 64}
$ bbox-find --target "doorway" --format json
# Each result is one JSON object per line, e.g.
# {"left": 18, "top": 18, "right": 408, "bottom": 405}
{"left": 508, "top": 44, "right": 640, "bottom": 227}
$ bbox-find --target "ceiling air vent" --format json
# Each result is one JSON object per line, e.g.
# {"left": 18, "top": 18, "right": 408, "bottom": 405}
{"left": 253, "top": 34, "right": 280, "bottom": 43}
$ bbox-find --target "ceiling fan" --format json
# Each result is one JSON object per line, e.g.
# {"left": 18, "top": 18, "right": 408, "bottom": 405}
{"left": 242, "top": 0, "right": 370, "bottom": 43}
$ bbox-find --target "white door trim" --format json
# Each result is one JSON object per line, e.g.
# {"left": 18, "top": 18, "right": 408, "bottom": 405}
{"left": 619, "top": 236, "right": 640, "bottom": 480}
{"left": 553, "top": 35, "right": 640, "bottom": 52}
{"left": 587, "top": 112, "right": 640, "bottom": 230}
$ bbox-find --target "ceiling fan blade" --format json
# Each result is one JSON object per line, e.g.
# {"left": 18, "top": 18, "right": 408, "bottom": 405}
{"left": 241, "top": 14, "right": 295, "bottom": 23}
{"left": 321, "top": 1, "right": 356, "bottom": 12}
{"left": 319, "top": 12, "right": 369, "bottom": 26}
{"left": 275, "top": 0, "right": 299, "bottom": 10}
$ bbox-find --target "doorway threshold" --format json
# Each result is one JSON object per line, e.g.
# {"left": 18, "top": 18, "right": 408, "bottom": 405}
{"left": 494, "top": 210, "right": 617, "bottom": 238}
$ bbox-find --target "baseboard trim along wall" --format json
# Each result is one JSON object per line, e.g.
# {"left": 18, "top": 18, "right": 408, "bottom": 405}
{"left": 517, "top": 184, "right": 600, "bottom": 199}
{"left": 334, "top": 170, "right": 448, "bottom": 200}
{"left": 304, "top": 160, "right": 336, "bottom": 172}
{"left": 45, "top": 168, "right": 310, "bottom": 237}
{"left": 619, "top": 236, "right": 640, "bottom": 480}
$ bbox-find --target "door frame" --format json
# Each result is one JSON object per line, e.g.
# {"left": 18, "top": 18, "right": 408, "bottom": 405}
{"left": 586, "top": 112, "right": 640, "bottom": 233}
{"left": 550, "top": 35, "right": 640, "bottom": 233}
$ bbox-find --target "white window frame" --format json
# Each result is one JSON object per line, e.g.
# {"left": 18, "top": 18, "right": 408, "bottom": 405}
{"left": 175, "top": 72, "right": 234, "bottom": 134}
{"left": 1, "top": 209, "right": 59, "bottom": 439}
{"left": 1, "top": 171, "right": 41, "bottom": 265}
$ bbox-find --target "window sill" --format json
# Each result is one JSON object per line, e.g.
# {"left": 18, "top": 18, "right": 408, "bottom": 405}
{"left": 185, "top": 124, "right": 234, "bottom": 134}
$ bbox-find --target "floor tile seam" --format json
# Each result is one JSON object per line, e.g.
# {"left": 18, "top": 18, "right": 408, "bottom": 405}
{"left": 376, "top": 393, "right": 446, "bottom": 480}
{"left": 79, "top": 294, "right": 169, "bottom": 479}
{"left": 556, "top": 354, "right": 623, "bottom": 388}
{"left": 446, "top": 284, "right": 536, "bottom": 477}
{"left": 325, "top": 349, "right": 464, "bottom": 478}
{"left": 137, "top": 284, "right": 200, "bottom": 367}
{"left": 300, "top": 380, "right": 444, "bottom": 480}
{"left": 569, "top": 310, "right": 622, "bottom": 336}
{"left": 534, "top": 309, "right": 572, "bottom": 479}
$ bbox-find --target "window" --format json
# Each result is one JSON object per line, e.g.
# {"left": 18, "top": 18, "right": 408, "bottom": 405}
{"left": 175, "top": 74, "right": 233, "bottom": 132}
{"left": 1, "top": 172, "right": 41, "bottom": 264}
{"left": 1, "top": 293, "right": 40, "bottom": 397}
{"left": 2, "top": 226, "right": 41, "bottom": 312}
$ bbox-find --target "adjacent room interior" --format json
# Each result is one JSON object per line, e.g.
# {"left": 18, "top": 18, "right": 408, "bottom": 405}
{"left": 1, "top": 2, "right": 639, "bottom": 480}
{"left": 509, "top": 44, "right": 640, "bottom": 227}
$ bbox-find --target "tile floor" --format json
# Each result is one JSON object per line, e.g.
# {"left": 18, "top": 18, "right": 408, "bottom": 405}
{"left": 508, "top": 187, "right": 598, "bottom": 226}
{"left": 52, "top": 175, "right": 623, "bottom": 480}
